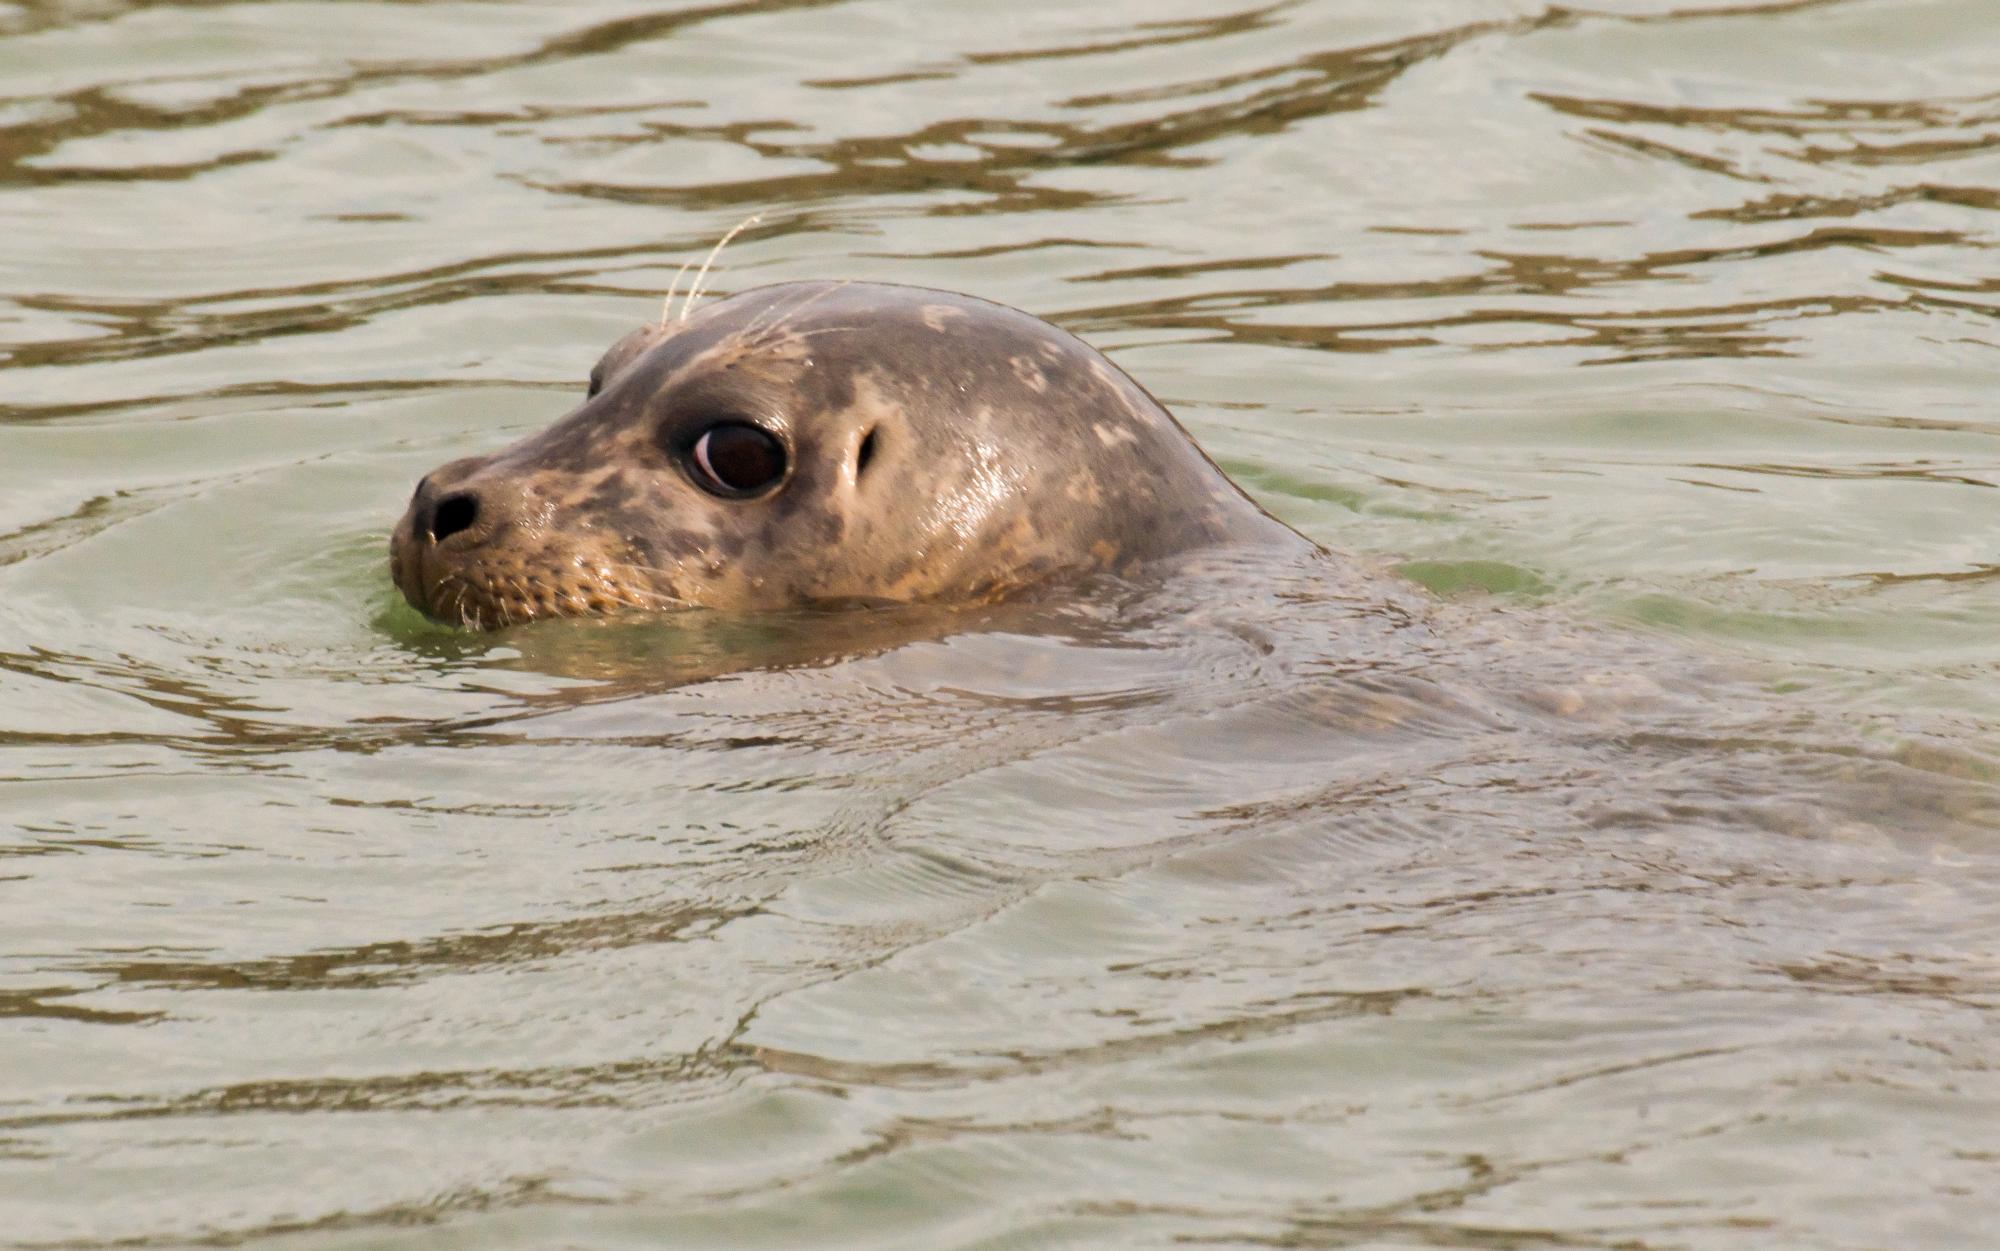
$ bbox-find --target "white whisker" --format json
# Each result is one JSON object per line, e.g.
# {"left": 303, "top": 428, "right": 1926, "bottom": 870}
{"left": 601, "top": 560, "right": 695, "bottom": 583}
{"left": 660, "top": 260, "right": 694, "bottom": 328}
{"left": 680, "top": 212, "right": 763, "bottom": 323}
{"left": 439, "top": 576, "right": 470, "bottom": 628}
{"left": 777, "top": 324, "right": 867, "bottom": 345}
{"left": 742, "top": 279, "right": 848, "bottom": 344}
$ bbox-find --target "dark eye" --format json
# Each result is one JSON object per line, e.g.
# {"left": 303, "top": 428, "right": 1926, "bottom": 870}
{"left": 586, "top": 363, "right": 605, "bottom": 399}
{"left": 689, "top": 423, "right": 786, "bottom": 496}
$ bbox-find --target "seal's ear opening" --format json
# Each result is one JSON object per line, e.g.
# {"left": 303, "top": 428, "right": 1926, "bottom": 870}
{"left": 856, "top": 428, "right": 878, "bottom": 478}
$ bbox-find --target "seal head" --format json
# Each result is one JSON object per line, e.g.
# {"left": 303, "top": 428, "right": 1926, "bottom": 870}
{"left": 390, "top": 280, "right": 1302, "bottom": 628}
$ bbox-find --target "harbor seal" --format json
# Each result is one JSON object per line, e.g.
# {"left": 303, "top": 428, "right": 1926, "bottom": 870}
{"left": 390, "top": 280, "right": 1308, "bottom": 628}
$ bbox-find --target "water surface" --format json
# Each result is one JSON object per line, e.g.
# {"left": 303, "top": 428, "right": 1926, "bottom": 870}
{"left": 2, "top": 1, "right": 1999, "bottom": 1247}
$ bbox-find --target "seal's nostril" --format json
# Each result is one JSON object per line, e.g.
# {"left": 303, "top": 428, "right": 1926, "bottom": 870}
{"left": 429, "top": 492, "right": 480, "bottom": 542}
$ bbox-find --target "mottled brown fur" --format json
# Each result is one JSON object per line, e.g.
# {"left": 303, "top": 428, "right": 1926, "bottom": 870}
{"left": 390, "top": 280, "right": 1307, "bottom": 628}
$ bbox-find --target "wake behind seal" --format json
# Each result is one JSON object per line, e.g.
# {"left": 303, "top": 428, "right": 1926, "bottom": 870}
{"left": 390, "top": 279, "right": 1311, "bottom": 629}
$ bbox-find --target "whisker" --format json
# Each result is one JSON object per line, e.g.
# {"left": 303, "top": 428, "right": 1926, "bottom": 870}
{"left": 429, "top": 558, "right": 704, "bottom": 631}
{"left": 680, "top": 212, "right": 763, "bottom": 323}
{"left": 610, "top": 585, "right": 694, "bottom": 609}
{"left": 742, "top": 279, "right": 848, "bottom": 344}
{"left": 660, "top": 260, "right": 694, "bottom": 328}
{"left": 776, "top": 324, "right": 868, "bottom": 345}
{"left": 596, "top": 571, "right": 699, "bottom": 610}
{"left": 599, "top": 559, "right": 699, "bottom": 585}
{"left": 439, "top": 576, "right": 470, "bottom": 628}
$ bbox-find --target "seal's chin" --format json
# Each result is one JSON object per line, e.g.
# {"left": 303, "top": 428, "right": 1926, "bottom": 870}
{"left": 390, "top": 540, "right": 682, "bottom": 630}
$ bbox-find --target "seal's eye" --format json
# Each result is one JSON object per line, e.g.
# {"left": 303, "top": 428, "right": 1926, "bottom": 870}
{"left": 689, "top": 423, "right": 786, "bottom": 496}
{"left": 586, "top": 363, "right": 605, "bottom": 399}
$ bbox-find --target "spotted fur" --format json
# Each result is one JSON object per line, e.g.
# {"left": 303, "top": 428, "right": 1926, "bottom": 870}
{"left": 390, "top": 280, "right": 1307, "bottom": 628}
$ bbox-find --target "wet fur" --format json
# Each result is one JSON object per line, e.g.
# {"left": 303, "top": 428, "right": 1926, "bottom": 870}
{"left": 391, "top": 281, "right": 1307, "bottom": 628}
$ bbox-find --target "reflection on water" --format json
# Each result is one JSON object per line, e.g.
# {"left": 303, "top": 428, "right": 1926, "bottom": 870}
{"left": 3, "top": 0, "right": 1999, "bottom": 1247}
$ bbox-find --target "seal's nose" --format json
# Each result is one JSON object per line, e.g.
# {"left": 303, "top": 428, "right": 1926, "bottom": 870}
{"left": 421, "top": 490, "right": 480, "bottom": 543}
{"left": 400, "top": 457, "right": 498, "bottom": 548}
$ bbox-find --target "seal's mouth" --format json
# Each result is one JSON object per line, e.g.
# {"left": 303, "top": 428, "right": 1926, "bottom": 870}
{"left": 389, "top": 521, "right": 684, "bottom": 630}
{"left": 392, "top": 554, "right": 684, "bottom": 629}
{"left": 386, "top": 454, "right": 702, "bottom": 630}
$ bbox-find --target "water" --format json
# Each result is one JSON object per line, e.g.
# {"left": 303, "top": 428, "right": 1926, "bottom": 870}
{"left": 3, "top": 0, "right": 1998, "bottom": 1246}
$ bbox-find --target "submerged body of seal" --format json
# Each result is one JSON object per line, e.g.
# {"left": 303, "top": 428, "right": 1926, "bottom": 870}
{"left": 390, "top": 280, "right": 1309, "bottom": 628}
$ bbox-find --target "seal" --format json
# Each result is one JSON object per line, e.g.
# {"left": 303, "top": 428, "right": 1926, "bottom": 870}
{"left": 390, "top": 280, "right": 1308, "bottom": 628}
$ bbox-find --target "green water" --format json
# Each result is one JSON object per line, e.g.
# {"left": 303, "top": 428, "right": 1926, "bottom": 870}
{"left": 3, "top": 1, "right": 1998, "bottom": 1247}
